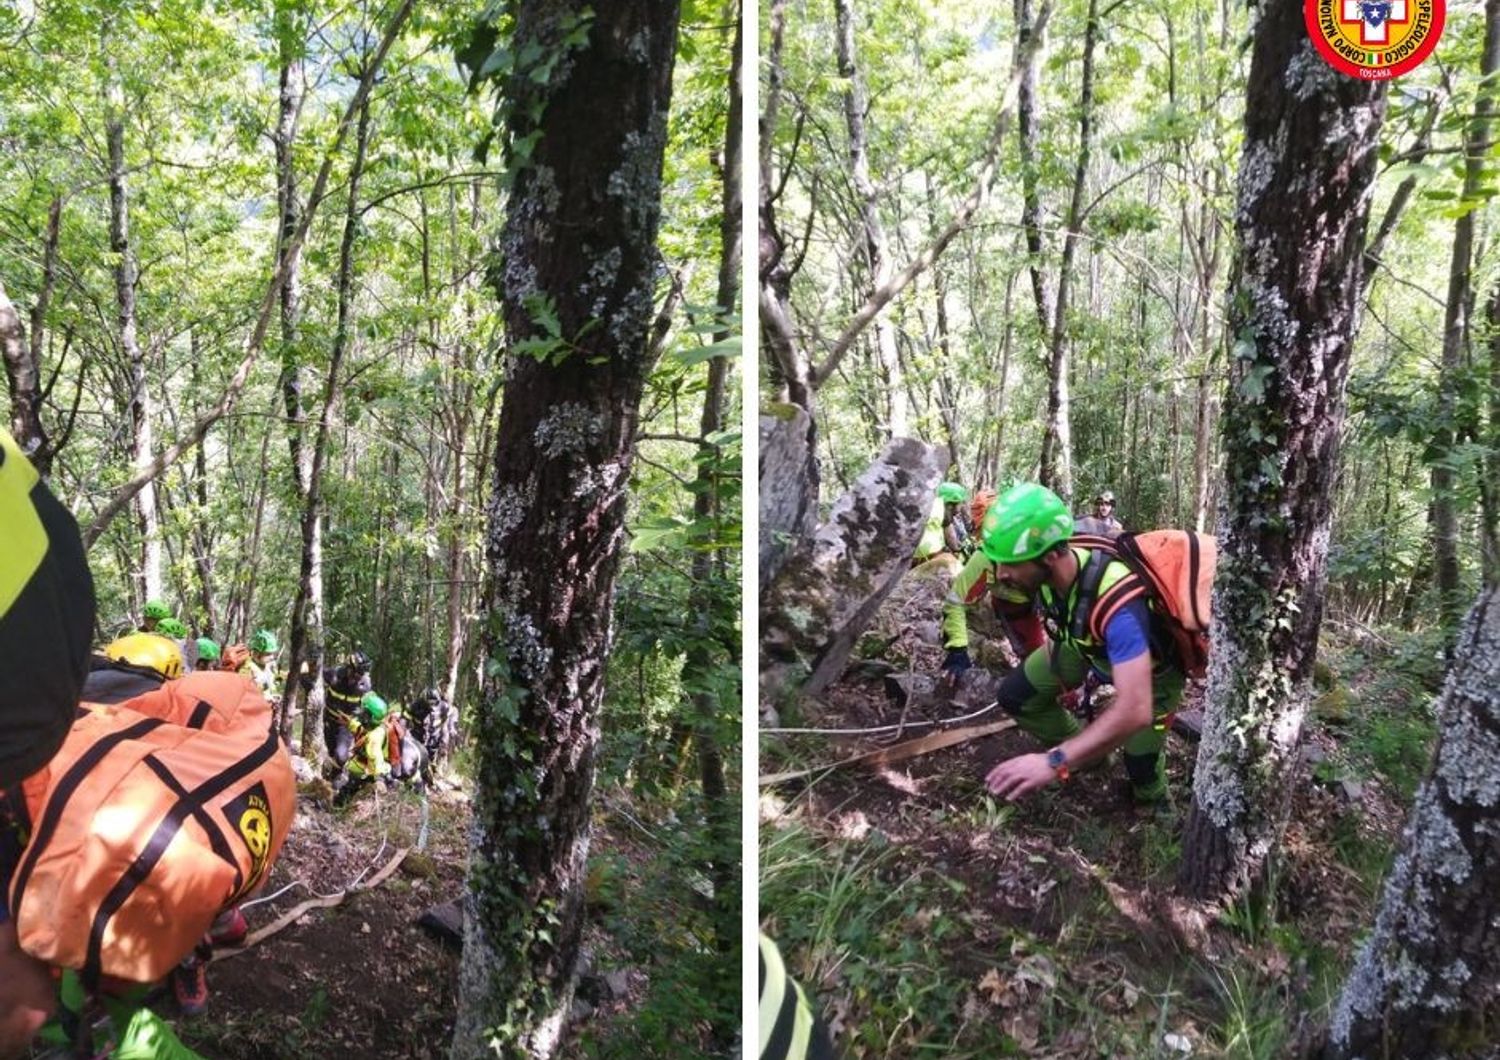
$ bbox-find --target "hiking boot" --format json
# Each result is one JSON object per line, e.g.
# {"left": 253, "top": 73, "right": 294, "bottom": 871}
{"left": 171, "top": 958, "right": 208, "bottom": 1017}
{"left": 208, "top": 907, "right": 247, "bottom": 948}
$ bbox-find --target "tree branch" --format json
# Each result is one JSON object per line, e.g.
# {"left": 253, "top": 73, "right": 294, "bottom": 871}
{"left": 810, "top": 0, "right": 1054, "bottom": 389}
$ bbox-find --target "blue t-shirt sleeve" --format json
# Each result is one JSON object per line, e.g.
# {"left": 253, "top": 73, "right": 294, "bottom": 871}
{"left": 1102, "top": 598, "right": 1151, "bottom": 666}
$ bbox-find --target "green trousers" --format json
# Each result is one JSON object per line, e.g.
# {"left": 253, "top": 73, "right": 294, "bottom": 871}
{"left": 1006, "top": 642, "right": 1185, "bottom": 802}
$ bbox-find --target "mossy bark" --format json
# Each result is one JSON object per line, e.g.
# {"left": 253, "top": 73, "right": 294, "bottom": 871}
{"left": 1324, "top": 589, "right": 1500, "bottom": 1059}
{"left": 1178, "top": 0, "right": 1386, "bottom": 902}
{"left": 450, "top": 3, "right": 681, "bottom": 1057}
{"left": 760, "top": 438, "right": 944, "bottom": 704}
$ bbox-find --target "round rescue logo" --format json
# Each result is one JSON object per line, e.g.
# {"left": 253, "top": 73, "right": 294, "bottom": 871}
{"left": 1305, "top": 0, "right": 1444, "bottom": 79}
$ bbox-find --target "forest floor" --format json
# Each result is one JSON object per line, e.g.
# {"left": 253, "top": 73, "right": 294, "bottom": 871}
{"left": 139, "top": 769, "right": 678, "bottom": 1060}
{"left": 760, "top": 571, "right": 1442, "bottom": 1059}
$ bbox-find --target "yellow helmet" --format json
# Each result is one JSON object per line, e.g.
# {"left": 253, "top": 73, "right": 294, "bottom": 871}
{"left": 104, "top": 632, "right": 185, "bottom": 681}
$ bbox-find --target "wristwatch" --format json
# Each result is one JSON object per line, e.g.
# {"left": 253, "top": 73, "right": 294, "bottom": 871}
{"left": 1046, "top": 746, "right": 1070, "bottom": 782}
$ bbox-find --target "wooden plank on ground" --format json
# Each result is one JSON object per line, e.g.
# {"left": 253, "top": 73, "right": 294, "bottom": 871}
{"left": 212, "top": 846, "right": 409, "bottom": 962}
{"left": 759, "top": 718, "right": 1016, "bottom": 786}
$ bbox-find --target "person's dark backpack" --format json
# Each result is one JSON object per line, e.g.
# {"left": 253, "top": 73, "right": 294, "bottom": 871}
{"left": 1067, "top": 530, "right": 1216, "bottom": 679}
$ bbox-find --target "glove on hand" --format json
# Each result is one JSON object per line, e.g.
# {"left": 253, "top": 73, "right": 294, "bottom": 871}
{"left": 941, "top": 647, "right": 973, "bottom": 676}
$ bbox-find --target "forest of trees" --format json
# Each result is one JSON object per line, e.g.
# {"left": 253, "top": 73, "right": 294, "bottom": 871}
{"left": 8, "top": 0, "right": 1500, "bottom": 1053}
{"left": 760, "top": 0, "right": 1500, "bottom": 1054}
{"left": 2, "top": 0, "right": 740, "bottom": 1057}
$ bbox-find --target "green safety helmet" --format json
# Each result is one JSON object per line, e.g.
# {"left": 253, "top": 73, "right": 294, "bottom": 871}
{"left": 937, "top": 481, "right": 969, "bottom": 505}
{"left": 980, "top": 482, "right": 1074, "bottom": 564}
{"left": 195, "top": 637, "right": 221, "bottom": 663}
{"left": 361, "top": 692, "right": 388, "bottom": 721}
{"left": 143, "top": 600, "right": 172, "bottom": 621}
{"left": 157, "top": 617, "right": 188, "bottom": 639}
{"left": 250, "top": 629, "right": 279, "bottom": 654}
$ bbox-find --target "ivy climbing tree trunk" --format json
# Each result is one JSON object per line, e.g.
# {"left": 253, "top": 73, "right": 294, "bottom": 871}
{"left": 1432, "top": 0, "right": 1500, "bottom": 633}
{"left": 1178, "top": 0, "right": 1386, "bottom": 903}
{"left": 1323, "top": 587, "right": 1500, "bottom": 1058}
{"left": 450, "top": 3, "right": 681, "bottom": 1056}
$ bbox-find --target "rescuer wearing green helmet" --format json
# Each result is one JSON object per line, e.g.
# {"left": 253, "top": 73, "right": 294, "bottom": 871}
{"left": 247, "top": 630, "right": 280, "bottom": 702}
{"left": 194, "top": 638, "right": 221, "bottom": 671}
{"left": 335, "top": 692, "right": 393, "bottom": 805}
{"left": 140, "top": 599, "right": 172, "bottom": 634}
{"left": 941, "top": 482, "right": 1184, "bottom": 804}
{"left": 913, "top": 481, "right": 972, "bottom": 563}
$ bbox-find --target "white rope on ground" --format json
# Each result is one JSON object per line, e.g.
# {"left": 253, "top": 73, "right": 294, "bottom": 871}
{"left": 345, "top": 835, "right": 389, "bottom": 891}
{"left": 762, "top": 700, "right": 998, "bottom": 736}
{"left": 416, "top": 789, "right": 431, "bottom": 852}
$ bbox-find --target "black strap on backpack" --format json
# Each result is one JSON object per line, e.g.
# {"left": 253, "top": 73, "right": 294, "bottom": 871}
{"left": 1069, "top": 549, "right": 1111, "bottom": 642}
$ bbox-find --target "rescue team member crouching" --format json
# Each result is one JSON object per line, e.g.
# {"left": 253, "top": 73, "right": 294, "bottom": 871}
{"left": 941, "top": 483, "right": 1197, "bottom": 804}
{"left": 0, "top": 428, "right": 295, "bottom": 1057}
{"left": 334, "top": 692, "right": 392, "bottom": 804}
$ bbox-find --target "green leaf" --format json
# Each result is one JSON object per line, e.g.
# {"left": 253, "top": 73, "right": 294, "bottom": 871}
{"left": 673, "top": 337, "right": 741, "bottom": 366}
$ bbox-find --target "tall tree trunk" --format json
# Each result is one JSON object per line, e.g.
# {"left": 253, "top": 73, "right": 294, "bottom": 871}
{"left": 2, "top": 197, "right": 59, "bottom": 472}
{"left": 926, "top": 174, "right": 961, "bottom": 474}
{"left": 835, "top": 0, "right": 906, "bottom": 437}
{"left": 104, "top": 34, "right": 161, "bottom": 603}
{"left": 282, "top": 88, "right": 372, "bottom": 753}
{"left": 283, "top": 80, "right": 372, "bottom": 755}
{"left": 759, "top": 0, "right": 816, "bottom": 413}
{"left": 677, "top": 1, "right": 741, "bottom": 1001}
{"left": 274, "top": 12, "right": 310, "bottom": 501}
{"left": 450, "top": 4, "right": 681, "bottom": 1056}
{"left": 1178, "top": 0, "right": 1386, "bottom": 903}
{"left": 1015, "top": 0, "right": 1053, "bottom": 340}
{"left": 1039, "top": 0, "right": 1102, "bottom": 501}
{"left": 1433, "top": 0, "right": 1500, "bottom": 632}
{"left": 1323, "top": 588, "right": 1500, "bottom": 1057}
{"left": 0, "top": 279, "right": 46, "bottom": 467}
{"left": 188, "top": 336, "right": 220, "bottom": 635}
{"left": 1484, "top": 282, "right": 1500, "bottom": 586}
{"left": 234, "top": 413, "right": 274, "bottom": 641}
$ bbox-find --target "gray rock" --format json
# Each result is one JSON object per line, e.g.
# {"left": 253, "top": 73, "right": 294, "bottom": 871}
{"left": 603, "top": 970, "right": 631, "bottom": 1000}
{"left": 760, "top": 437, "right": 945, "bottom": 705}
{"left": 760, "top": 404, "right": 820, "bottom": 592}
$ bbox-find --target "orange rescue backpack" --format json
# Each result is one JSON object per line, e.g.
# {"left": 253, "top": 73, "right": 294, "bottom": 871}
{"left": 6, "top": 671, "right": 294, "bottom": 986}
{"left": 1068, "top": 530, "right": 1216, "bottom": 679}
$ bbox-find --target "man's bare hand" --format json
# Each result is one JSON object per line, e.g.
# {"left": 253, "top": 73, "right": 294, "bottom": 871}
{"left": 984, "top": 752, "right": 1055, "bottom": 801}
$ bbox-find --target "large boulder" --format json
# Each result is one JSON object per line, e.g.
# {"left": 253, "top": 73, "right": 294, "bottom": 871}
{"left": 760, "top": 436, "right": 945, "bottom": 705}
{"left": 759, "top": 403, "right": 820, "bottom": 592}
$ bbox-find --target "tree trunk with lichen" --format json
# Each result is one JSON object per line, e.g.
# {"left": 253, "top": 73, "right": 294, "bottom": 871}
{"left": 449, "top": 4, "right": 681, "bottom": 1058}
{"left": 1177, "top": 0, "right": 1386, "bottom": 903}
{"left": 1322, "top": 587, "right": 1500, "bottom": 1059}
{"left": 760, "top": 437, "right": 945, "bottom": 706}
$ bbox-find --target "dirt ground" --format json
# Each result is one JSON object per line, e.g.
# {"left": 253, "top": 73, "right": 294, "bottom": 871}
{"left": 761, "top": 621, "right": 1413, "bottom": 1057}
{"left": 181, "top": 782, "right": 468, "bottom": 1060}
